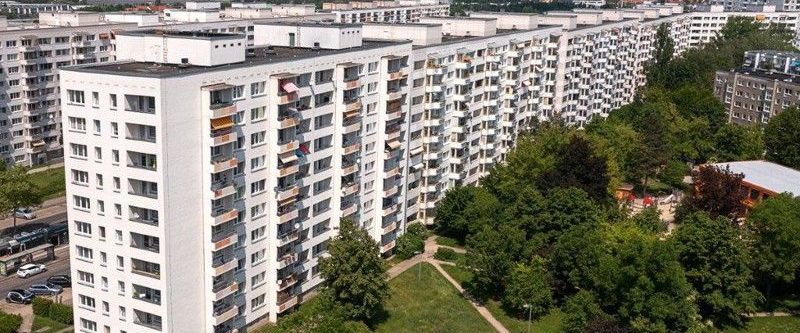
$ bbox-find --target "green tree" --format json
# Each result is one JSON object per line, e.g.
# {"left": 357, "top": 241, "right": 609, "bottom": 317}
{"left": 433, "top": 186, "right": 500, "bottom": 242}
{"left": 524, "top": 187, "right": 602, "bottom": 254}
{"left": 714, "top": 17, "right": 764, "bottom": 44}
{"left": 747, "top": 194, "right": 800, "bottom": 306}
{"left": 629, "top": 206, "right": 667, "bottom": 234}
{"left": 538, "top": 135, "right": 611, "bottom": 202}
{"left": 764, "top": 107, "right": 800, "bottom": 169}
{"left": 562, "top": 290, "right": 608, "bottom": 333}
{"left": 0, "top": 166, "right": 43, "bottom": 234}
{"left": 674, "top": 212, "right": 761, "bottom": 327}
{"left": 265, "top": 293, "right": 371, "bottom": 333}
{"left": 550, "top": 225, "right": 605, "bottom": 297}
{"left": 681, "top": 165, "right": 748, "bottom": 220}
{"left": 586, "top": 119, "right": 642, "bottom": 185}
{"left": 713, "top": 123, "right": 765, "bottom": 162}
{"left": 463, "top": 223, "right": 526, "bottom": 299}
{"left": 502, "top": 257, "right": 553, "bottom": 319}
{"left": 648, "top": 22, "right": 675, "bottom": 86}
{"left": 319, "top": 219, "right": 389, "bottom": 321}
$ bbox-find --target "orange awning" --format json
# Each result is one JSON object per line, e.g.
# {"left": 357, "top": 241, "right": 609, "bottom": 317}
{"left": 210, "top": 116, "right": 234, "bottom": 130}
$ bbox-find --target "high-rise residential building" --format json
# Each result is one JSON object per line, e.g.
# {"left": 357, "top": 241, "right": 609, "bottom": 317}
{"left": 323, "top": 0, "right": 451, "bottom": 23}
{"left": 687, "top": 5, "right": 800, "bottom": 47}
{"left": 61, "top": 8, "right": 699, "bottom": 332}
{"left": 714, "top": 50, "right": 800, "bottom": 125}
{"left": 0, "top": 12, "right": 135, "bottom": 166}
{"left": 706, "top": 0, "right": 799, "bottom": 12}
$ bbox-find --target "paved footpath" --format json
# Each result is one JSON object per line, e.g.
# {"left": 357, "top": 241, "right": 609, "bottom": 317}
{"left": 387, "top": 235, "right": 510, "bottom": 333}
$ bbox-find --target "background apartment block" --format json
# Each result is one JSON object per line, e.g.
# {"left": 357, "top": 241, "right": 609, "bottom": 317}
{"left": 0, "top": 12, "right": 135, "bottom": 166}
{"left": 714, "top": 50, "right": 800, "bottom": 125}
{"left": 324, "top": 0, "right": 451, "bottom": 23}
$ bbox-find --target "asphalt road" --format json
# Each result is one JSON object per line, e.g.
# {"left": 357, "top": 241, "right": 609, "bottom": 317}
{"left": 0, "top": 245, "right": 70, "bottom": 296}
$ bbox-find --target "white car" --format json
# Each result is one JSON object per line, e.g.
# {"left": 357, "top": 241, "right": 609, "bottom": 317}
{"left": 16, "top": 264, "right": 46, "bottom": 278}
{"left": 14, "top": 208, "right": 36, "bottom": 220}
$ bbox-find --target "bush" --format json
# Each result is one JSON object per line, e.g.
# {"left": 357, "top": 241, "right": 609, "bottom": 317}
{"left": 406, "top": 223, "right": 429, "bottom": 239}
{"left": 0, "top": 311, "right": 22, "bottom": 333}
{"left": 395, "top": 233, "right": 424, "bottom": 260}
{"left": 32, "top": 297, "right": 53, "bottom": 316}
{"left": 48, "top": 303, "right": 73, "bottom": 325}
{"left": 434, "top": 247, "right": 458, "bottom": 262}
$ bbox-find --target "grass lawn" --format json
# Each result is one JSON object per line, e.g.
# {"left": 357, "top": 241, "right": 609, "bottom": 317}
{"left": 486, "top": 301, "right": 564, "bottom": 333}
{"left": 372, "top": 262, "right": 495, "bottom": 333}
{"left": 440, "top": 263, "right": 473, "bottom": 286}
{"left": 29, "top": 167, "right": 65, "bottom": 200}
{"left": 722, "top": 316, "right": 800, "bottom": 333}
{"left": 435, "top": 235, "right": 464, "bottom": 249}
{"left": 32, "top": 315, "right": 72, "bottom": 333}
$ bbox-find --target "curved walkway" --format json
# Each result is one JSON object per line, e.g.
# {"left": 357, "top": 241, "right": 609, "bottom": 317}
{"left": 387, "top": 236, "right": 510, "bottom": 333}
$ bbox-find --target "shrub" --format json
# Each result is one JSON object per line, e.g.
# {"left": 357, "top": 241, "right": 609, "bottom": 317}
{"left": 406, "top": 223, "right": 429, "bottom": 239}
{"left": 32, "top": 297, "right": 53, "bottom": 316}
{"left": 434, "top": 247, "right": 458, "bottom": 262}
{"left": 48, "top": 303, "right": 74, "bottom": 325}
{"left": 0, "top": 311, "right": 22, "bottom": 333}
{"left": 395, "top": 233, "right": 424, "bottom": 260}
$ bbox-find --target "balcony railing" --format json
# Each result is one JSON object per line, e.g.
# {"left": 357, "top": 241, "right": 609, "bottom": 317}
{"left": 278, "top": 274, "right": 298, "bottom": 291}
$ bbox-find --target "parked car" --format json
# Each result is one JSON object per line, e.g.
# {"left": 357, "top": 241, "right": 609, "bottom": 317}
{"left": 47, "top": 274, "right": 71, "bottom": 288}
{"left": 28, "top": 283, "right": 62, "bottom": 296}
{"left": 14, "top": 207, "right": 36, "bottom": 220}
{"left": 5, "top": 289, "right": 35, "bottom": 304}
{"left": 16, "top": 263, "right": 46, "bottom": 278}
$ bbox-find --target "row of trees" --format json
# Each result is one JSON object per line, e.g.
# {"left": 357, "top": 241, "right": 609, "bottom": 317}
{"left": 0, "top": 163, "right": 43, "bottom": 235}
{"left": 434, "top": 17, "right": 800, "bottom": 333}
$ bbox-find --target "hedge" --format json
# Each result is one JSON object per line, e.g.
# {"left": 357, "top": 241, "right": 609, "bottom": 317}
{"left": 32, "top": 297, "right": 53, "bottom": 316}
{"left": 31, "top": 297, "right": 73, "bottom": 325}
{"left": 434, "top": 247, "right": 458, "bottom": 262}
{"left": 48, "top": 303, "right": 74, "bottom": 325}
{"left": 0, "top": 311, "right": 22, "bottom": 333}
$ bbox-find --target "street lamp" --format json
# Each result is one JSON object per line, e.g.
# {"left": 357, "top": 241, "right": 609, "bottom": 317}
{"left": 523, "top": 304, "right": 532, "bottom": 333}
{"left": 414, "top": 251, "right": 422, "bottom": 280}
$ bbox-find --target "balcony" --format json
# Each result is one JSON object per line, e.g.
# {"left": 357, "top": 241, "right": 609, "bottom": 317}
{"left": 212, "top": 231, "right": 238, "bottom": 251}
{"left": 342, "top": 203, "right": 358, "bottom": 217}
{"left": 211, "top": 180, "right": 236, "bottom": 200}
{"left": 211, "top": 275, "right": 238, "bottom": 299}
{"left": 344, "top": 99, "right": 362, "bottom": 113}
{"left": 211, "top": 156, "right": 238, "bottom": 173}
{"left": 383, "top": 203, "right": 398, "bottom": 217}
{"left": 343, "top": 142, "right": 360, "bottom": 155}
{"left": 278, "top": 274, "right": 298, "bottom": 291}
{"left": 211, "top": 129, "right": 237, "bottom": 147}
{"left": 278, "top": 92, "right": 298, "bottom": 104}
{"left": 278, "top": 116, "right": 298, "bottom": 129}
{"left": 212, "top": 256, "right": 237, "bottom": 276}
{"left": 278, "top": 253, "right": 297, "bottom": 269}
{"left": 342, "top": 182, "right": 359, "bottom": 196}
{"left": 387, "top": 89, "right": 403, "bottom": 101}
{"left": 276, "top": 184, "right": 300, "bottom": 202}
{"left": 344, "top": 121, "right": 360, "bottom": 133}
{"left": 383, "top": 222, "right": 397, "bottom": 234}
{"left": 278, "top": 140, "right": 299, "bottom": 154}
{"left": 344, "top": 78, "right": 361, "bottom": 90}
{"left": 212, "top": 304, "right": 237, "bottom": 326}
{"left": 278, "top": 205, "right": 298, "bottom": 224}
{"left": 278, "top": 230, "right": 300, "bottom": 246}
{"left": 386, "top": 109, "right": 402, "bottom": 122}
{"left": 279, "top": 163, "right": 299, "bottom": 177}
{"left": 381, "top": 240, "right": 396, "bottom": 253}
{"left": 384, "top": 185, "right": 398, "bottom": 198}
{"left": 211, "top": 103, "right": 236, "bottom": 119}
{"left": 342, "top": 162, "right": 359, "bottom": 176}
{"left": 278, "top": 292, "right": 299, "bottom": 313}
{"left": 211, "top": 208, "right": 238, "bottom": 226}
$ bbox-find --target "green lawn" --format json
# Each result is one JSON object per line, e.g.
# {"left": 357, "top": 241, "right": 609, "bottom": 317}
{"left": 29, "top": 167, "right": 65, "bottom": 200}
{"left": 32, "top": 315, "right": 72, "bottom": 333}
{"left": 440, "top": 263, "right": 473, "bottom": 285}
{"left": 373, "top": 262, "right": 495, "bottom": 333}
{"left": 722, "top": 316, "right": 800, "bottom": 333}
{"left": 435, "top": 235, "right": 464, "bottom": 249}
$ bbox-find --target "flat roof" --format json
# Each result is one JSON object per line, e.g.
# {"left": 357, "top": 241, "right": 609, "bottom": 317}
{"left": 469, "top": 11, "right": 539, "bottom": 17}
{"left": 254, "top": 21, "right": 362, "bottom": 28}
{"left": 364, "top": 22, "right": 442, "bottom": 27}
{"left": 423, "top": 16, "right": 497, "bottom": 21}
{"left": 415, "top": 27, "right": 557, "bottom": 49}
{"left": 62, "top": 39, "right": 409, "bottom": 78}
{"left": 711, "top": 160, "right": 800, "bottom": 196}
{"left": 116, "top": 29, "right": 244, "bottom": 40}
{"left": 727, "top": 67, "right": 800, "bottom": 84}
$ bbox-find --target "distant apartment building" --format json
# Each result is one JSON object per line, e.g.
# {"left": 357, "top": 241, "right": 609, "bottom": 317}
{"left": 0, "top": 12, "right": 135, "bottom": 166}
{"left": 714, "top": 50, "right": 800, "bottom": 125}
{"left": 707, "top": 0, "right": 799, "bottom": 12}
{"left": 0, "top": 1, "right": 71, "bottom": 16}
{"left": 687, "top": 5, "right": 800, "bottom": 47}
{"left": 324, "top": 0, "right": 451, "bottom": 23}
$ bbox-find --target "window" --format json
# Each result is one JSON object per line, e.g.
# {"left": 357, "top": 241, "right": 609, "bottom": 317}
{"left": 250, "top": 106, "right": 266, "bottom": 121}
{"left": 251, "top": 226, "right": 266, "bottom": 242}
{"left": 251, "top": 294, "right": 266, "bottom": 309}
{"left": 72, "top": 170, "right": 89, "bottom": 184}
{"left": 75, "top": 221, "right": 92, "bottom": 235}
{"left": 80, "top": 318, "right": 97, "bottom": 332}
{"left": 69, "top": 117, "right": 86, "bottom": 131}
{"left": 250, "top": 81, "right": 266, "bottom": 95}
{"left": 250, "top": 179, "right": 266, "bottom": 194}
{"left": 74, "top": 196, "right": 90, "bottom": 210}
{"left": 68, "top": 90, "right": 85, "bottom": 104}
{"left": 251, "top": 249, "right": 265, "bottom": 265}
{"left": 250, "top": 203, "right": 266, "bottom": 218}
{"left": 79, "top": 295, "right": 96, "bottom": 309}
{"left": 93, "top": 120, "right": 101, "bottom": 134}
{"left": 111, "top": 122, "right": 118, "bottom": 137}
{"left": 250, "top": 155, "right": 265, "bottom": 170}
{"left": 95, "top": 147, "right": 102, "bottom": 160}
{"left": 70, "top": 144, "right": 87, "bottom": 158}
{"left": 251, "top": 273, "right": 265, "bottom": 288}
{"left": 250, "top": 131, "right": 265, "bottom": 146}
{"left": 77, "top": 270, "right": 94, "bottom": 285}
{"left": 112, "top": 150, "right": 119, "bottom": 164}
{"left": 232, "top": 85, "right": 245, "bottom": 99}
{"left": 76, "top": 246, "right": 93, "bottom": 260}
{"left": 110, "top": 94, "right": 117, "bottom": 108}
{"left": 92, "top": 92, "right": 99, "bottom": 106}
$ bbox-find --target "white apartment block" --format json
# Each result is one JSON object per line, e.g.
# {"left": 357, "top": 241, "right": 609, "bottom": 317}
{"left": 0, "top": 12, "right": 135, "bottom": 166}
{"left": 61, "top": 24, "right": 413, "bottom": 333}
{"left": 59, "top": 8, "right": 706, "bottom": 332}
{"left": 325, "top": 0, "right": 451, "bottom": 23}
